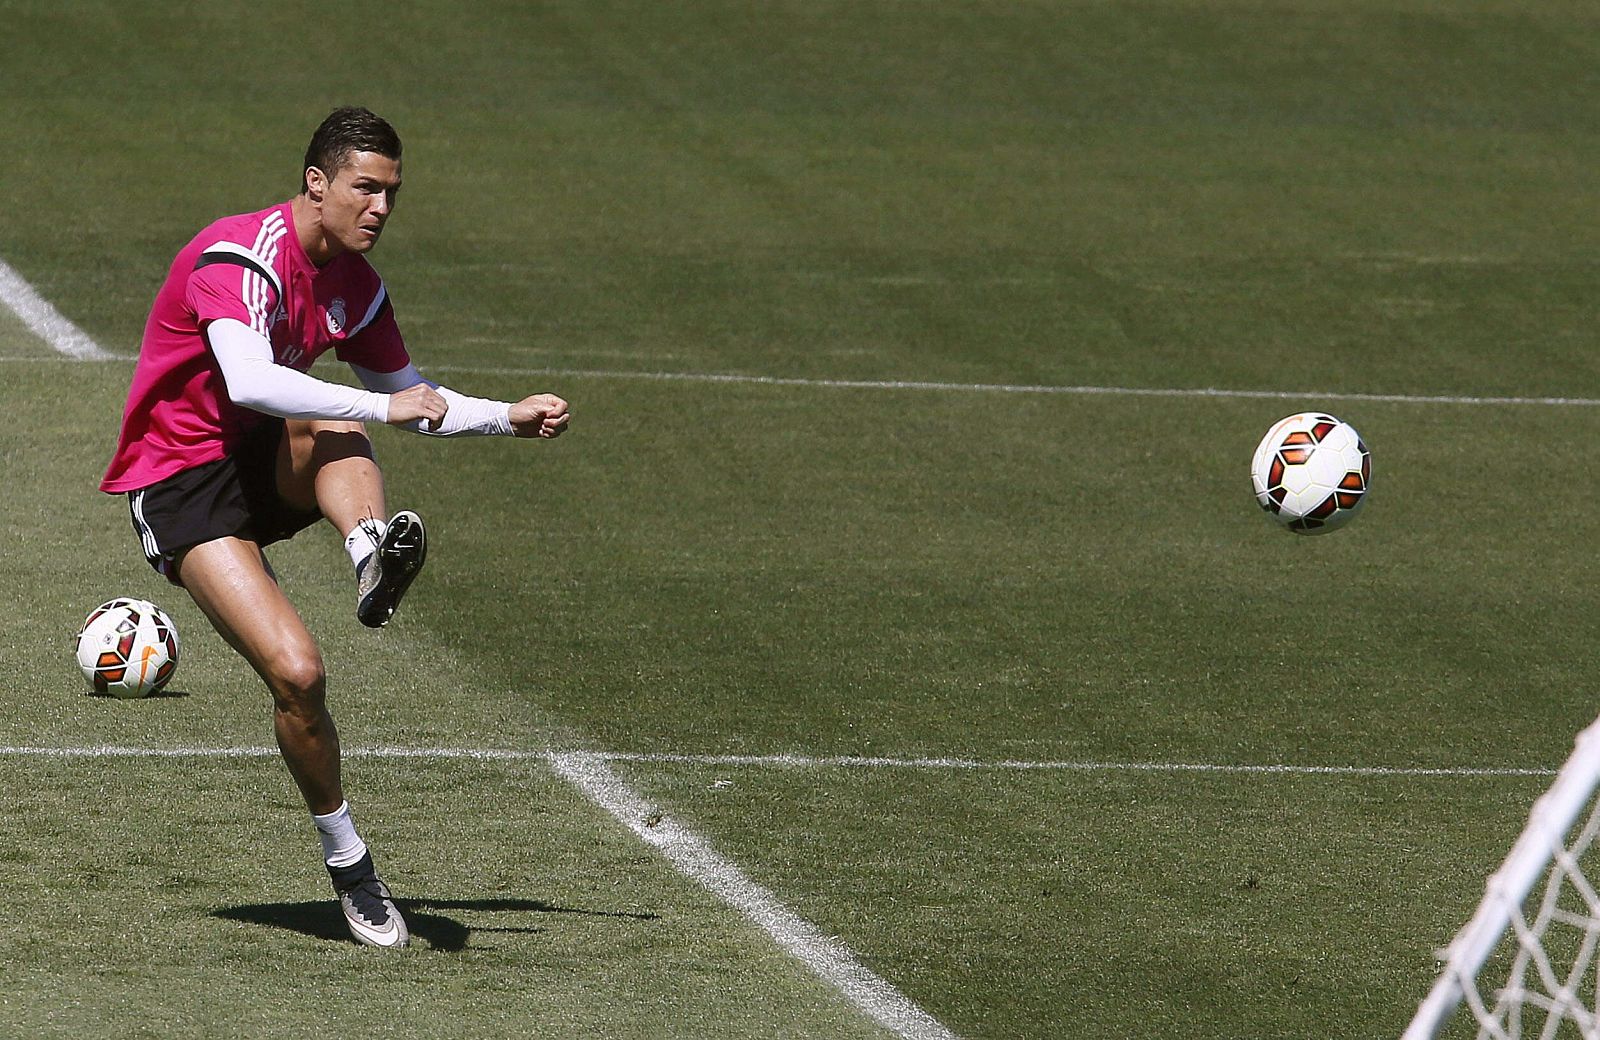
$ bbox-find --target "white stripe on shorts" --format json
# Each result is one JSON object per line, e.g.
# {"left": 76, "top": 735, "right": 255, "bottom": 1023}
{"left": 129, "top": 489, "right": 161, "bottom": 566}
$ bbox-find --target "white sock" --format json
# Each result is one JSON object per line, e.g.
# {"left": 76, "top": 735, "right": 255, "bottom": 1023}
{"left": 312, "top": 800, "right": 370, "bottom": 868}
{"left": 344, "top": 520, "right": 385, "bottom": 572}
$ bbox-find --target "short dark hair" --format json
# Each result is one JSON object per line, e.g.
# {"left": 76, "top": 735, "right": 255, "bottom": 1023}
{"left": 299, "top": 107, "right": 402, "bottom": 194}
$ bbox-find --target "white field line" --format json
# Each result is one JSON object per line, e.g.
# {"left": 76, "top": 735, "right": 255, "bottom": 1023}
{"left": 0, "top": 256, "right": 116, "bottom": 360}
{"left": 590, "top": 750, "right": 1558, "bottom": 778}
{"left": 5, "top": 345, "right": 1600, "bottom": 409}
{"left": 0, "top": 743, "right": 1555, "bottom": 777}
{"left": 0, "top": 355, "right": 125, "bottom": 362}
{"left": 0, "top": 261, "right": 1591, "bottom": 408}
{"left": 548, "top": 750, "right": 960, "bottom": 1040}
{"left": 424, "top": 364, "right": 1600, "bottom": 409}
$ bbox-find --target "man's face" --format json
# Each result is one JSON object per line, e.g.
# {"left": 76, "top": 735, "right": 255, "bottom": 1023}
{"left": 309, "top": 150, "right": 402, "bottom": 256}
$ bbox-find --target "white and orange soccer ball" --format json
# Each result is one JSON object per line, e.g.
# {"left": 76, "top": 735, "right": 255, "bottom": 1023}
{"left": 1250, "top": 413, "right": 1371, "bottom": 534}
{"left": 75, "top": 598, "right": 180, "bottom": 698}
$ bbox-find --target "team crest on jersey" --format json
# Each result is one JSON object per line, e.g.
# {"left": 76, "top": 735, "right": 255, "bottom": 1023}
{"left": 325, "top": 298, "right": 347, "bottom": 335}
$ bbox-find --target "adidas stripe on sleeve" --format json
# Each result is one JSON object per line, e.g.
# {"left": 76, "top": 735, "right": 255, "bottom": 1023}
{"left": 184, "top": 209, "right": 290, "bottom": 336}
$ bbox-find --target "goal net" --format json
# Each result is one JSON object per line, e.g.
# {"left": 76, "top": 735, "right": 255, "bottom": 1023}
{"left": 1406, "top": 718, "right": 1600, "bottom": 1039}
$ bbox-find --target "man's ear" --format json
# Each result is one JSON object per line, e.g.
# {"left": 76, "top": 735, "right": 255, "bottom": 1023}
{"left": 304, "top": 167, "right": 327, "bottom": 203}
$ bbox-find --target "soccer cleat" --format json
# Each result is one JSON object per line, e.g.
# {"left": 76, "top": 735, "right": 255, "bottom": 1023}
{"left": 356, "top": 510, "right": 427, "bottom": 628}
{"left": 328, "top": 852, "right": 410, "bottom": 948}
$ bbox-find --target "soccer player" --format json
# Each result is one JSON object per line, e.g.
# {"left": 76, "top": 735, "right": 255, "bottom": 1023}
{"left": 99, "top": 107, "right": 569, "bottom": 948}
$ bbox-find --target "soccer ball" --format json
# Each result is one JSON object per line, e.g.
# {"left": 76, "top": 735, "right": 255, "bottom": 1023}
{"left": 75, "top": 598, "right": 180, "bottom": 698}
{"left": 1250, "top": 413, "right": 1371, "bottom": 534}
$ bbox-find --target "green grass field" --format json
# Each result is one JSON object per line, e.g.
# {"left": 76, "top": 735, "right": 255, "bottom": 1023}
{"left": 4, "top": 1, "right": 1600, "bottom": 1037}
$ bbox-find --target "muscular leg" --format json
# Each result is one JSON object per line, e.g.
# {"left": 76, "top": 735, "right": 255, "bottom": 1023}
{"left": 279, "top": 418, "right": 428, "bottom": 630}
{"left": 173, "top": 423, "right": 409, "bottom": 946}
{"left": 174, "top": 536, "right": 343, "bottom": 814}
{"left": 276, "top": 419, "right": 386, "bottom": 539}
{"left": 213, "top": 419, "right": 385, "bottom": 811}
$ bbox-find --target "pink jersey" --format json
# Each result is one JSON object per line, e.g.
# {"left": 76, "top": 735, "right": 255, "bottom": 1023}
{"left": 100, "top": 202, "right": 410, "bottom": 493}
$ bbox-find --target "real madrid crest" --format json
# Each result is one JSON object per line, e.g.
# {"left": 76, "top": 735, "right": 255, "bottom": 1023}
{"left": 325, "top": 297, "right": 347, "bottom": 335}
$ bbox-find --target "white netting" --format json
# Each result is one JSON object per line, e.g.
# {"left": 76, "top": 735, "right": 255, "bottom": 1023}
{"left": 1459, "top": 791, "right": 1600, "bottom": 1039}
{"left": 1407, "top": 722, "right": 1600, "bottom": 1040}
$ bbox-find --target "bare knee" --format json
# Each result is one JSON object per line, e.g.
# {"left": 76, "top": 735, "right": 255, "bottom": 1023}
{"left": 289, "top": 417, "right": 367, "bottom": 440}
{"left": 279, "top": 420, "right": 379, "bottom": 513}
{"left": 314, "top": 420, "right": 366, "bottom": 436}
{"left": 305, "top": 422, "right": 375, "bottom": 467}
{"left": 265, "top": 646, "right": 327, "bottom": 715}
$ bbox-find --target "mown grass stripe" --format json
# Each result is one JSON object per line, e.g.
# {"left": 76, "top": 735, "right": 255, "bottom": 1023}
{"left": 0, "top": 741, "right": 958, "bottom": 1037}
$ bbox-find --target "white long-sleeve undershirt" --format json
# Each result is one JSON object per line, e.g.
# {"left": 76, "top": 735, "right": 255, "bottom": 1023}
{"left": 207, "top": 318, "right": 388, "bottom": 423}
{"left": 206, "top": 318, "right": 513, "bottom": 437}
{"left": 348, "top": 363, "right": 514, "bottom": 437}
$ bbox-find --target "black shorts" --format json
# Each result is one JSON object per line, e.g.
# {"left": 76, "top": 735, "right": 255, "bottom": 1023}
{"left": 126, "top": 419, "right": 323, "bottom": 584}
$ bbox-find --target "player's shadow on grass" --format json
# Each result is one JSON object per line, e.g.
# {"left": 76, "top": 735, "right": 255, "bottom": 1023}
{"left": 213, "top": 897, "right": 658, "bottom": 952}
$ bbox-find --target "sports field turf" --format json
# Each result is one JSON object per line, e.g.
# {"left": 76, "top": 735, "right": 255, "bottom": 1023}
{"left": 4, "top": 1, "right": 1600, "bottom": 1037}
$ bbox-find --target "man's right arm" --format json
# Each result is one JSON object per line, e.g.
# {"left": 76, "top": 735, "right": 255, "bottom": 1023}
{"left": 207, "top": 318, "right": 444, "bottom": 428}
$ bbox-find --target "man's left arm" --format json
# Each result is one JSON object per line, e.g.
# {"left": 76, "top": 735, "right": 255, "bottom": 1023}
{"left": 351, "top": 363, "right": 569, "bottom": 439}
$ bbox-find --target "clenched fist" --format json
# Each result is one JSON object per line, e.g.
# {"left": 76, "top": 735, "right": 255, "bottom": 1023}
{"left": 509, "top": 393, "right": 570, "bottom": 439}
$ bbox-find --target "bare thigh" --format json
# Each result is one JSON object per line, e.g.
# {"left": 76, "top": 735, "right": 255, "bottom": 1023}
{"left": 174, "top": 535, "right": 323, "bottom": 695}
{"left": 275, "top": 419, "right": 386, "bottom": 537}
